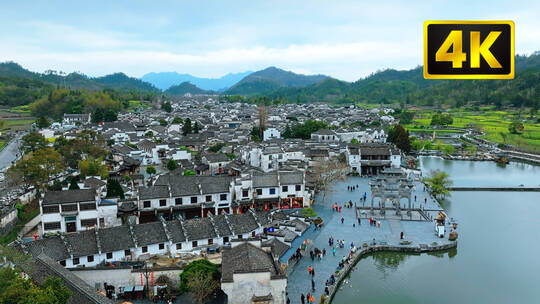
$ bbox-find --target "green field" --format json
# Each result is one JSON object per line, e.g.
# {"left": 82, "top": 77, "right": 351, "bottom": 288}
{"left": 404, "top": 110, "right": 540, "bottom": 152}
{"left": 126, "top": 100, "right": 151, "bottom": 112}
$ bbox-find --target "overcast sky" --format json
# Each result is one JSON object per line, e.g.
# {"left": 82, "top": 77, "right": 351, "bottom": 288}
{"left": 0, "top": 0, "right": 538, "bottom": 81}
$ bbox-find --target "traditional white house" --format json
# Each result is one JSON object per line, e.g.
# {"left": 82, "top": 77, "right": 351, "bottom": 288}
{"left": 263, "top": 128, "right": 281, "bottom": 141}
{"left": 40, "top": 189, "right": 119, "bottom": 234}
{"left": 344, "top": 143, "right": 401, "bottom": 175}
{"left": 221, "top": 241, "right": 287, "bottom": 304}
{"left": 63, "top": 113, "right": 91, "bottom": 125}
{"left": 24, "top": 210, "right": 275, "bottom": 270}
{"left": 310, "top": 129, "right": 338, "bottom": 142}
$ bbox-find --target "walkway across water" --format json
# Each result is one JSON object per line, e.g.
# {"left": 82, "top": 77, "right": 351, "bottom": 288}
{"left": 286, "top": 177, "right": 455, "bottom": 304}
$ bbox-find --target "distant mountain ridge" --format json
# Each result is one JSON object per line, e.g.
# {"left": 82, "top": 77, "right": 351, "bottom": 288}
{"left": 225, "top": 67, "right": 329, "bottom": 95}
{"left": 141, "top": 71, "right": 252, "bottom": 91}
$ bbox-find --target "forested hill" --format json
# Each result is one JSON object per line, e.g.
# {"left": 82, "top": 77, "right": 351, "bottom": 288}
{"left": 225, "top": 67, "right": 329, "bottom": 95}
{"left": 253, "top": 52, "right": 540, "bottom": 109}
{"left": 165, "top": 81, "right": 213, "bottom": 95}
{"left": 0, "top": 62, "right": 159, "bottom": 92}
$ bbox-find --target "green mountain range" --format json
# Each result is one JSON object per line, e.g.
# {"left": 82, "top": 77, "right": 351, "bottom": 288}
{"left": 1, "top": 51, "right": 539, "bottom": 111}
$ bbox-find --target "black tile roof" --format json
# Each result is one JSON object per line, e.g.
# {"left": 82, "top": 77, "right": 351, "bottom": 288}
{"left": 221, "top": 242, "right": 283, "bottom": 282}
{"left": 227, "top": 213, "right": 259, "bottom": 235}
{"left": 253, "top": 172, "right": 278, "bottom": 188}
{"left": 155, "top": 175, "right": 231, "bottom": 196}
{"left": 212, "top": 214, "right": 232, "bottom": 237}
{"left": 98, "top": 225, "right": 135, "bottom": 253}
{"left": 42, "top": 189, "right": 96, "bottom": 205}
{"left": 182, "top": 217, "right": 217, "bottom": 241}
{"left": 132, "top": 222, "right": 168, "bottom": 247}
{"left": 279, "top": 171, "right": 303, "bottom": 185}
{"left": 165, "top": 220, "right": 186, "bottom": 244}
{"left": 139, "top": 185, "right": 170, "bottom": 200}
{"left": 26, "top": 236, "right": 70, "bottom": 261}
{"left": 65, "top": 230, "right": 98, "bottom": 257}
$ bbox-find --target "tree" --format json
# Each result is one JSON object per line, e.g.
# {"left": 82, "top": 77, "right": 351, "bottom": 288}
{"left": 36, "top": 116, "right": 50, "bottom": 129}
{"left": 21, "top": 132, "right": 48, "bottom": 153}
{"left": 166, "top": 159, "right": 178, "bottom": 171}
{"left": 399, "top": 111, "right": 415, "bottom": 124}
{"left": 162, "top": 101, "right": 172, "bottom": 113}
{"left": 257, "top": 104, "right": 268, "bottom": 140}
{"left": 159, "top": 119, "right": 168, "bottom": 126}
{"left": 282, "top": 125, "right": 292, "bottom": 138}
{"left": 0, "top": 267, "right": 71, "bottom": 304}
{"left": 182, "top": 118, "right": 192, "bottom": 136}
{"left": 172, "top": 116, "right": 183, "bottom": 124}
{"left": 146, "top": 166, "right": 157, "bottom": 176}
{"left": 106, "top": 178, "right": 125, "bottom": 199}
{"left": 68, "top": 178, "right": 79, "bottom": 190}
{"left": 508, "top": 121, "right": 524, "bottom": 134}
{"left": 423, "top": 170, "right": 453, "bottom": 199}
{"left": 103, "top": 109, "right": 117, "bottom": 122}
{"left": 179, "top": 259, "right": 219, "bottom": 294}
{"left": 78, "top": 158, "right": 108, "bottom": 179}
{"left": 250, "top": 127, "right": 261, "bottom": 141}
{"left": 209, "top": 143, "right": 225, "bottom": 153}
{"left": 183, "top": 169, "right": 195, "bottom": 176}
{"left": 193, "top": 121, "right": 200, "bottom": 133}
{"left": 441, "top": 144, "right": 455, "bottom": 155}
{"left": 350, "top": 138, "right": 360, "bottom": 144}
{"left": 311, "top": 156, "right": 347, "bottom": 198}
{"left": 387, "top": 125, "right": 411, "bottom": 153}
{"left": 7, "top": 148, "right": 65, "bottom": 188}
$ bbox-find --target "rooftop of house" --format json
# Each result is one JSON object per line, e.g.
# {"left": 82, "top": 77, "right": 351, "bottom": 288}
{"left": 221, "top": 242, "right": 285, "bottom": 282}
{"left": 42, "top": 189, "right": 96, "bottom": 205}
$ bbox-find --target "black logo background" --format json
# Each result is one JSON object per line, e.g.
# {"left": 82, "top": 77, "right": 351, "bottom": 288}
{"left": 427, "top": 23, "right": 511, "bottom": 75}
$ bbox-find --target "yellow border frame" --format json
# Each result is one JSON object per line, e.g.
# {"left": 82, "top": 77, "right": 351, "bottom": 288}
{"left": 423, "top": 20, "right": 514, "bottom": 79}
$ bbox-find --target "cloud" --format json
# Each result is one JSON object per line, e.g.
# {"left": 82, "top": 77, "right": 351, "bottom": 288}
{"left": 0, "top": 41, "right": 419, "bottom": 81}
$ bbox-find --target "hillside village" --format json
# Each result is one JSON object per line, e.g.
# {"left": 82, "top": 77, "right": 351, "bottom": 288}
{"left": 0, "top": 95, "right": 402, "bottom": 303}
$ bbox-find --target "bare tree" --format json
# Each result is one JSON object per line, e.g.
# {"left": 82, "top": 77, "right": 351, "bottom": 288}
{"left": 311, "top": 154, "right": 348, "bottom": 200}
{"left": 257, "top": 104, "right": 268, "bottom": 140}
{"left": 186, "top": 271, "right": 219, "bottom": 304}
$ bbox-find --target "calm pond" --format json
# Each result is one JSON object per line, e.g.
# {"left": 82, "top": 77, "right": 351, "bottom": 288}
{"left": 332, "top": 157, "right": 540, "bottom": 304}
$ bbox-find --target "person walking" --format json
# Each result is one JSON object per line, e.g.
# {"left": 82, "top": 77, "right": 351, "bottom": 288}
{"left": 332, "top": 247, "right": 336, "bottom": 256}
{"left": 301, "top": 293, "right": 305, "bottom": 304}
{"left": 311, "top": 278, "right": 315, "bottom": 291}
{"left": 358, "top": 217, "right": 361, "bottom": 225}
{"left": 311, "top": 268, "right": 315, "bottom": 278}
{"left": 309, "top": 293, "right": 315, "bottom": 303}
{"left": 308, "top": 265, "right": 312, "bottom": 275}
{"left": 341, "top": 217, "right": 344, "bottom": 224}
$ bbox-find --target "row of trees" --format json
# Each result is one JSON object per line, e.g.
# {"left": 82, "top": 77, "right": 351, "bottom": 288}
{"left": 31, "top": 89, "right": 123, "bottom": 120}
{"left": 7, "top": 131, "right": 109, "bottom": 189}
{"left": 282, "top": 120, "right": 328, "bottom": 139}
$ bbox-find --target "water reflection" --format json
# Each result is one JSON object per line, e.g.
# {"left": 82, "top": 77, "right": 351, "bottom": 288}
{"left": 372, "top": 252, "right": 411, "bottom": 272}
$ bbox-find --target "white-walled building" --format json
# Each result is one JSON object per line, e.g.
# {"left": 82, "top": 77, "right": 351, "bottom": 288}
{"left": 221, "top": 242, "right": 287, "bottom": 304}
{"left": 263, "top": 128, "right": 281, "bottom": 141}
